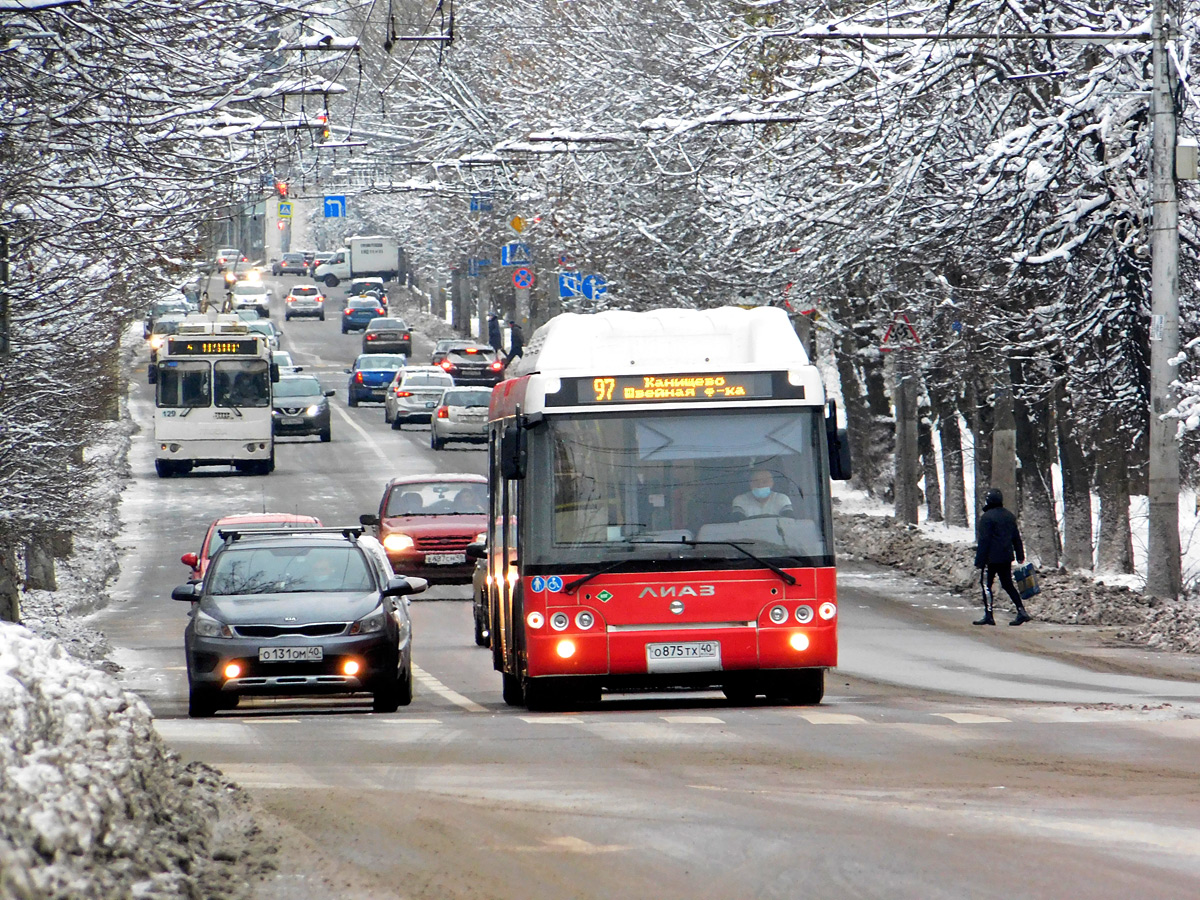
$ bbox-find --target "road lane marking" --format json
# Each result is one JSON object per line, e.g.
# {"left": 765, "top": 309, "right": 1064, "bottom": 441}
{"left": 796, "top": 712, "right": 869, "bottom": 725}
{"left": 511, "top": 836, "right": 631, "bottom": 854}
{"left": 519, "top": 716, "right": 585, "bottom": 724}
{"left": 413, "top": 664, "right": 487, "bottom": 713}
{"left": 933, "top": 713, "right": 1011, "bottom": 724}
{"left": 661, "top": 715, "right": 725, "bottom": 724}
{"left": 330, "top": 402, "right": 392, "bottom": 464}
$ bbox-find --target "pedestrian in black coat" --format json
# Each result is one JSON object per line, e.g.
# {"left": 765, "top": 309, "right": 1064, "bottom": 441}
{"left": 487, "top": 312, "right": 503, "bottom": 352}
{"left": 506, "top": 320, "right": 524, "bottom": 363}
{"left": 973, "top": 488, "right": 1032, "bottom": 626}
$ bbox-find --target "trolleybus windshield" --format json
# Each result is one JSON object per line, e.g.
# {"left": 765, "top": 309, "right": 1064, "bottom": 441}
{"left": 157, "top": 360, "right": 211, "bottom": 408}
{"left": 526, "top": 407, "right": 833, "bottom": 567}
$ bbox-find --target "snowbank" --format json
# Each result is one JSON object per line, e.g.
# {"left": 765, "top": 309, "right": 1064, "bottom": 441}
{"left": 0, "top": 623, "right": 270, "bottom": 900}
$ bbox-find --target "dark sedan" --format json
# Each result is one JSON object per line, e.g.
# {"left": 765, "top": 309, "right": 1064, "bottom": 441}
{"left": 174, "top": 528, "right": 426, "bottom": 716}
{"left": 272, "top": 374, "right": 334, "bottom": 441}
{"left": 435, "top": 344, "right": 504, "bottom": 386}
{"left": 272, "top": 252, "right": 308, "bottom": 276}
{"left": 361, "top": 317, "right": 412, "bottom": 357}
{"left": 346, "top": 353, "right": 407, "bottom": 407}
{"left": 342, "top": 297, "right": 387, "bottom": 333}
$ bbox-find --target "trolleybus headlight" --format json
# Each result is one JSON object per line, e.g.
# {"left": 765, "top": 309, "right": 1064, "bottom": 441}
{"left": 342, "top": 659, "right": 361, "bottom": 676}
{"left": 556, "top": 639, "right": 576, "bottom": 659}
{"left": 383, "top": 533, "right": 415, "bottom": 552}
{"left": 789, "top": 632, "right": 810, "bottom": 651}
{"left": 818, "top": 602, "right": 837, "bottom": 620}
{"left": 794, "top": 605, "right": 814, "bottom": 624}
{"left": 527, "top": 611, "right": 545, "bottom": 629}
{"left": 550, "top": 612, "right": 570, "bottom": 631}
{"left": 575, "top": 611, "right": 594, "bottom": 630}
{"left": 223, "top": 663, "right": 241, "bottom": 679}
{"left": 769, "top": 605, "right": 788, "bottom": 624}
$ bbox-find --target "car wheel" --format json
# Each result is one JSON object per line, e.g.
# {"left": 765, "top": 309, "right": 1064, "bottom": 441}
{"left": 188, "top": 683, "right": 220, "bottom": 718}
{"left": 372, "top": 667, "right": 407, "bottom": 713}
{"left": 319, "top": 313, "right": 326, "bottom": 321}
{"left": 348, "top": 392, "right": 358, "bottom": 408}
{"left": 285, "top": 313, "right": 291, "bottom": 321}
{"left": 341, "top": 325, "right": 349, "bottom": 334}
{"left": 324, "top": 275, "right": 339, "bottom": 288}
{"left": 397, "top": 663, "right": 413, "bottom": 707}
{"left": 384, "top": 406, "right": 393, "bottom": 423}
{"left": 390, "top": 416, "right": 403, "bottom": 431}
{"left": 431, "top": 433, "right": 445, "bottom": 451}
{"left": 320, "top": 427, "right": 331, "bottom": 443}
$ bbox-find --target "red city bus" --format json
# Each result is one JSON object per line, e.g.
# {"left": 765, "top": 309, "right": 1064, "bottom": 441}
{"left": 479, "top": 307, "right": 851, "bottom": 711}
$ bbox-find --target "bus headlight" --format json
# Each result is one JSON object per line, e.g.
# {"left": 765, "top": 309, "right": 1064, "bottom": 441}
{"left": 818, "top": 602, "right": 837, "bottom": 620}
{"left": 575, "top": 611, "right": 594, "bottom": 630}
{"left": 795, "top": 605, "right": 814, "bottom": 624}
{"left": 383, "top": 533, "right": 414, "bottom": 552}
{"left": 527, "top": 611, "right": 545, "bottom": 629}
{"left": 550, "top": 612, "right": 569, "bottom": 631}
{"left": 769, "top": 605, "right": 788, "bottom": 624}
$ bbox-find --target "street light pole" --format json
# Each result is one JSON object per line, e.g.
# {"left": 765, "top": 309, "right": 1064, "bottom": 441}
{"left": 1147, "top": 0, "right": 1181, "bottom": 598}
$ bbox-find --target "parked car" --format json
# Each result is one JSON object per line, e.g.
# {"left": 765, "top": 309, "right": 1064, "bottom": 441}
{"left": 435, "top": 344, "right": 504, "bottom": 386}
{"left": 246, "top": 319, "right": 282, "bottom": 351}
{"left": 144, "top": 298, "right": 192, "bottom": 338}
{"left": 283, "top": 284, "right": 325, "bottom": 321}
{"left": 429, "top": 387, "right": 493, "bottom": 450}
{"left": 342, "top": 296, "right": 387, "bottom": 333}
{"left": 272, "top": 252, "right": 308, "bottom": 277}
{"left": 272, "top": 374, "right": 333, "bottom": 441}
{"left": 361, "top": 474, "right": 488, "bottom": 584}
{"left": 228, "top": 280, "right": 272, "bottom": 317}
{"left": 173, "top": 526, "right": 426, "bottom": 716}
{"left": 181, "top": 512, "right": 322, "bottom": 581}
{"left": 346, "top": 353, "right": 407, "bottom": 407}
{"left": 384, "top": 367, "right": 454, "bottom": 428}
{"left": 362, "top": 317, "right": 412, "bottom": 356}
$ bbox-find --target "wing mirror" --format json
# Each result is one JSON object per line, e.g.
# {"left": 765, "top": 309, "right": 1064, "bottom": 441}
{"left": 384, "top": 575, "right": 428, "bottom": 597}
{"left": 180, "top": 552, "right": 199, "bottom": 569}
{"left": 171, "top": 583, "right": 201, "bottom": 602}
{"left": 359, "top": 513, "right": 380, "bottom": 528}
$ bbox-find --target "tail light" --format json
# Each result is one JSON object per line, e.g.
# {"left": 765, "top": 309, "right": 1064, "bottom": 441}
{"left": 439, "top": 360, "right": 453, "bottom": 370}
{"left": 489, "top": 361, "right": 503, "bottom": 371}
{"left": 375, "top": 308, "right": 385, "bottom": 315}
{"left": 343, "top": 308, "right": 352, "bottom": 315}
{"left": 286, "top": 296, "right": 295, "bottom": 303}
{"left": 355, "top": 372, "right": 364, "bottom": 383}
{"left": 366, "top": 333, "right": 377, "bottom": 341}
{"left": 465, "top": 347, "right": 479, "bottom": 354}
{"left": 395, "top": 390, "right": 412, "bottom": 397}
{"left": 436, "top": 407, "right": 449, "bottom": 418}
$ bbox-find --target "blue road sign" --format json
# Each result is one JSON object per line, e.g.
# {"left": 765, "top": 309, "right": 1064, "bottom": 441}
{"left": 323, "top": 195, "right": 346, "bottom": 218}
{"left": 559, "top": 272, "right": 583, "bottom": 298}
{"left": 470, "top": 192, "right": 494, "bottom": 212}
{"left": 582, "top": 274, "right": 607, "bottom": 301}
{"left": 501, "top": 242, "right": 532, "bottom": 266}
{"left": 278, "top": 201, "right": 293, "bottom": 219}
{"left": 468, "top": 258, "right": 492, "bottom": 277}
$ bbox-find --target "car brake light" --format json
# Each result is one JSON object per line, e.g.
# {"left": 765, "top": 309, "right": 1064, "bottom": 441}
{"left": 437, "top": 407, "right": 449, "bottom": 418}
{"left": 490, "top": 361, "right": 503, "bottom": 370}
{"left": 395, "top": 390, "right": 412, "bottom": 397}
{"left": 439, "top": 360, "right": 453, "bottom": 370}
{"left": 376, "top": 308, "right": 385, "bottom": 315}
{"left": 465, "top": 348, "right": 478, "bottom": 354}
{"left": 355, "top": 372, "right": 364, "bottom": 383}
{"left": 343, "top": 308, "right": 352, "bottom": 315}
{"left": 366, "top": 333, "right": 377, "bottom": 341}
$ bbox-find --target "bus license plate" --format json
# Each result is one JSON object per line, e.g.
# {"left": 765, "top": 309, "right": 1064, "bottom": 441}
{"left": 645, "top": 641, "right": 722, "bottom": 673}
{"left": 259, "top": 646, "right": 323, "bottom": 662}
{"left": 425, "top": 553, "right": 465, "bottom": 565}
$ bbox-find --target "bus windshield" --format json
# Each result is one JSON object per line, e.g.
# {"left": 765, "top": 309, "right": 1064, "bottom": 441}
{"left": 526, "top": 408, "right": 833, "bottom": 566}
{"left": 214, "top": 360, "right": 270, "bottom": 408}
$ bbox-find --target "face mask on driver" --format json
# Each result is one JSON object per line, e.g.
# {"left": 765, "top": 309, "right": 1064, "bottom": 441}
{"left": 751, "top": 486, "right": 771, "bottom": 500}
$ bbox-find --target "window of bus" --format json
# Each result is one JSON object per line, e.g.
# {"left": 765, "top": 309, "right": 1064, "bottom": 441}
{"left": 214, "top": 360, "right": 270, "bottom": 408}
{"left": 157, "top": 360, "right": 211, "bottom": 408}
{"left": 528, "top": 409, "right": 834, "bottom": 565}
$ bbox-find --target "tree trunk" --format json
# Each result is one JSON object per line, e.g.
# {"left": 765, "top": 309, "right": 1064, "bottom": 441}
{"left": 893, "top": 361, "right": 920, "bottom": 524}
{"left": 23, "top": 537, "right": 56, "bottom": 591}
{"left": 918, "top": 394, "right": 943, "bottom": 523}
{"left": 0, "top": 546, "right": 20, "bottom": 623}
{"left": 1055, "top": 379, "right": 1094, "bottom": 571}
{"left": 834, "top": 330, "right": 877, "bottom": 495}
{"left": 1095, "top": 407, "right": 1134, "bottom": 574}
{"left": 1011, "top": 367, "right": 1061, "bottom": 568}
{"left": 932, "top": 386, "right": 967, "bottom": 527}
{"left": 964, "top": 378, "right": 994, "bottom": 516}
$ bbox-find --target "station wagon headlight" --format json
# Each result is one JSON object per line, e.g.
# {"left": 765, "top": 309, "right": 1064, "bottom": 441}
{"left": 349, "top": 607, "right": 387, "bottom": 635}
{"left": 383, "top": 533, "right": 414, "bottom": 552}
{"left": 194, "top": 610, "right": 232, "bottom": 638}
{"left": 305, "top": 404, "right": 320, "bottom": 415}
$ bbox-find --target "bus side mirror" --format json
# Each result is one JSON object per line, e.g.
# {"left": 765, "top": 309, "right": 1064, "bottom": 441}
{"left": 270, "top": 363, "right": 280, "bottom": 383}
{"left": 147, "top": 364, "right": 157, "bottom": 385}
{"left": 826, "top": 401, "right": 852, "bottom": 481}
{"left": 500, "top": 423, "right": 526, "bottom": 480}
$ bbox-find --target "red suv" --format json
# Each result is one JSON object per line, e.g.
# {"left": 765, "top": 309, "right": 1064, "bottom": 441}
{"left": 362, "top": 475, "right": 487, "bottom": 584}
{"left": 182, "top": 513, "right": 321, "bottom": 580}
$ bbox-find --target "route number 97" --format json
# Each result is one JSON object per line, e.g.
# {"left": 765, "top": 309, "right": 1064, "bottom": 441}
{"left": 593, "top": 377, "right": 616, "bottom": 402}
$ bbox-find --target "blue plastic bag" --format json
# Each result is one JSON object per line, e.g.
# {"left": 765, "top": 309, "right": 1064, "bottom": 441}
{"left": 1013, "top": 563, "right": 1040, "bottom": 600}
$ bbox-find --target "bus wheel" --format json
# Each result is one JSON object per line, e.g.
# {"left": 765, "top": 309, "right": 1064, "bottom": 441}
{"left": 782, "top": 669, "right": 824, "bottom": 706}
{"left": 501, "top": 671, "right": 523, "bottom": 707}
{"left": 154, "top": 460, "right": 174, "bottom": 478}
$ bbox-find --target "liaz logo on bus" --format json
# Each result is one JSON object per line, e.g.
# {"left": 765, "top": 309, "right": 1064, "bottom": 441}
{"left": 638, "top": 585, "right": 716, "bottom": 598}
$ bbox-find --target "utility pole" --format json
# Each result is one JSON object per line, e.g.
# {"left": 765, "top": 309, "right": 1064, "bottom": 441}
{"left": 1147, "top": 0, "right": 1181, "bottom": 598}
{"left": 0, "top": 228, "right": 9, "bottom": 356}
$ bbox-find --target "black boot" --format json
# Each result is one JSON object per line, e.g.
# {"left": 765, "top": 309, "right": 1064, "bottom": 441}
{"left": 973, "top": 612, "right": 996, "bottom": 626}
{"left": 1010, "top": 609, "right": 1032, "bottom": 626}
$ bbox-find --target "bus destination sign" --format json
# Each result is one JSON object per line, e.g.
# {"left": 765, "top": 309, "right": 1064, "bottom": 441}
{"left": 168, "top": 337, "right": 259, "bottom": 356}
{"left": 582, "top": 372, "right": 776, "bottom": 404}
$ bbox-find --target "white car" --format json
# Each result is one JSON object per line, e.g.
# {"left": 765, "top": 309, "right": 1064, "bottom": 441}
{"left": 430, "top": 387, "right": 493, "bottom": 450}
{"left": 229, "top": 280, "right": 271, "bottom": 317}
{"left": 283, "top": 284, "right": 326, "bottom": 321}
{"left": 385, "top": 367, "right": 453, "bottom": 429}
{"left": 272, "top": 350, "right": 301, "bottom": 374}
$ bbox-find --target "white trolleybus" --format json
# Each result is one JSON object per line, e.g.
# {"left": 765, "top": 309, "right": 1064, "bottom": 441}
{"left": 478, "top": 306, "right": 851, "bottom": 710}
{"left": 150, "top": 316, "right": 277, "bottom": 477}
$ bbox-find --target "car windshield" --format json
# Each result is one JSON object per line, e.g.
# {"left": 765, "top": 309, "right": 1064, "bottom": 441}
{"left": 214, "top": 360, "right": 271, "bottom": 408}
{"left": 444, "top": 389, "right": 493, "bottom": 407}
{"left": 232, "top": 283, "right": 263, "bottom": 295}
{"left": 368, "top": 318, "right": 406, "bottom": 330}
{"left": 157, "top": 360, "right": 211, "bottom": 408}
{"left": 403, "top": 373, "right": 453, "bottom": 387}
{"left": 152, "top": 319, "right": 182, "bottom": 334}
{"left": 385, "top": 482, "right": 486, "bottom": 517}
{"left": 349, "top": 299, "right": 382, "bottom": 309}
{"left": 447, "top": 346, "right": 496, "bottom": 360}
{"left": 207, "top": 545, "right": 373, "bottom": 595}
{"left": 291, "top": 286, "right": 319, "bottom": 296}
{"left": 359, "top": 354, "right": 406, "bottom": 369}
{"left": 248, "top": 322, "right": 275, "bottom": 336}
{"left": 525, "top": 408, "right": 834, "bottom": 566}
{"left": 283, "top": 254, "right": 303, "bottom": 261}
{"left": 274, "top": 377, "right": 321, "bottom": 398}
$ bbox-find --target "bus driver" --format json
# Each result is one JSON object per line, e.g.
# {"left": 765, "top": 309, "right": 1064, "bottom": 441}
{"left": 732, "top": 468, "right": 794, "bottom": 519}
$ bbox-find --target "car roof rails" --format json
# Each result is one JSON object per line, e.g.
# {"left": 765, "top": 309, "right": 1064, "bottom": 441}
{"left": 218, "top": 526, "right": 364, "bottom": 543}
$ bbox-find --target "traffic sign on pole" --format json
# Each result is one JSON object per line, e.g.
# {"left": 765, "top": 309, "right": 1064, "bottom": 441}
{"left": 323, "top": 195, "right": 346, "bottom": 218}
{"left": 582, "top": 274, "right": 606, "bottom": 301}
{"left": 513, "top": 267, "right": 534, "bottom": 289}
{"left": 559, "top": 272, "right": 583, "bottom": 298}
{"left": 501, "top": 242, "right": 532, "bottom": 266}
{"left": 278, "top": 201, "right": 293, "bottom": 219}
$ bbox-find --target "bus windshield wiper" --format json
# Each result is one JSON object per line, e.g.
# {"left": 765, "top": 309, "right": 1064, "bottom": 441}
{"left": 680, "top": 540, "right": 797, "bottom": 586}
{"left": 564, "top": 558, "right": 641, "bottom": 595}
